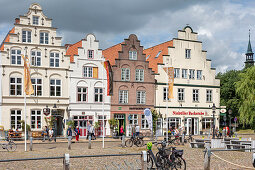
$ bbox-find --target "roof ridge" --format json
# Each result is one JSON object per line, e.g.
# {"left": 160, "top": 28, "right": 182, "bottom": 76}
{"left": 144, "top": 40, "right": 173, "bottom": 50}
{"left": 103, "top": 42, "right": 123, "bottom": 51}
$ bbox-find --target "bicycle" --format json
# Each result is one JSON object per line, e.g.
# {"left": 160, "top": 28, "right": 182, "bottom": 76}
{"left": 125, "top": 135, "right": 144, "bottom": 147}
{"left": 168, "top": 135, "right": 181, "bottom": 145}
{"left": 184, "top": 134, "right": 193, "bottom": 143}
{"left": 1, "top": 138, "right": 17, "bottom": 152}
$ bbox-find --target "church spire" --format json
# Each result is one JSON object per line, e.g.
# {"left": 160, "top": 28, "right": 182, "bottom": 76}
{"left": 245, "top": 29, "right": 254, "bottom": 68}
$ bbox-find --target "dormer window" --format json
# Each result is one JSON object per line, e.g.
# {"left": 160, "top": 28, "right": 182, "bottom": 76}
{"left": 88, "top": 50, "right": 94, "bottom": 59}
{"left": 33, "top": 16, "right": 39, "bottom": 25}
{"left": 185, "top": 49, "right": 191, "bottom": 59}
{"left": 129, "top": 50, "right": 137, "bottom": 60}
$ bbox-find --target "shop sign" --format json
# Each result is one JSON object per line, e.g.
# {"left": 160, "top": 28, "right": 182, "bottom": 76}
{"left": 129, "top": 107, "right": 146, "bottom": 110}
{"left": 173, "top": 111, "right": 207, "bottom": 115}
{"left": 43, "top": 108, "right": 50, "bottom": 116}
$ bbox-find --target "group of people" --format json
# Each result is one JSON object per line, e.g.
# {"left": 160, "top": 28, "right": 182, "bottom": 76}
{"left": 169, "top": 126, "right": 186, "bottom": 137}
{"left": 41, "top": 126, "right": 54, "bottom": 141}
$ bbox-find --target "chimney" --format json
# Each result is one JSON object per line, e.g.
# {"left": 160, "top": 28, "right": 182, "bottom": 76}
{"left": 15, "top": 18, "right": 20, "bottom": 24}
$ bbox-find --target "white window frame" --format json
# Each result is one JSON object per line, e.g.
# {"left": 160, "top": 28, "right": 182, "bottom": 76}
{"left": 22, "top": 30, "right": 31, "bottom": 43}
{"left": 178, "top": 88, "right": 184, "bottom": 101}
{"left": 10, "top": 77, "right": 22, "bottom": 96}
{"left": 11, "top": 110, "right": 22, "bottom": 130}
{"left": 185, "top": 49, "right": 191, "bottom": 59}
{"left": 83, "top": 67, "right": 93, "bottom": 78}
{"left": 206, "top": 89, "right": 213, "bottom": 102}
{"left": 31, "top": 50, "right": 41, "bottom": 66}
{"left": 193, "top": 89, "right": 199, "bottom": 102}
{"left": 31, "top": 78, "right": 42, "bottom": 96}
{"left": 119, "top": 90, "right": 128, "bottom": 104}
{"left": 137, "top": 91, "right": 146, "bottom": 104}
{"left": 135, "top": 69, "right": 144, "bottom": 82}
{"left": 50, "top": 79, "right": 61, "bottom": 96}
{"left": 40, "top": 32, "right": 49, "bottom": 44}
{"left": 50, "top": 52, "right": 60, "bottom": 67}
{"left": 11, "top": 49, "right": 22, "bottom": 65}
{"left": 163, "top": 87, "right": 170, "bottom": 101}
{"left": 33, "top": 16, "right": 39, "bottom": 25}
{"left": 129, "top": 114, "right": 138, "bottom": 126}
{"left": 168, "top": 118, "right": 181, "bottom": 129}
{"left": 121, "top": 68, "right": 130, "bottom": 81}
{"left": 88, "top": 50, "right": 94, "bottom": 59}
{"left": 77, "top": 87, "right": 88, "bottom": 102}
{"left": 174, "top": 68, "right": 180, "bottom": 78}
{"left": 197, "top": 70, "right": 202, "bottom": 80}
{"left": 142, "top": 115, "right": 149, "bottom": 129}
{"left": 189, "top": 69, "right": 195, "bottom": 79}
{"left": 31, "top": 110, "right": 41, "bottom": 129}
{"left": 202, "top": 118, "right": 213, "bottom": 130}
{"left": 129, "top": 50, "right": 137, "bottom": 60}
{"left": 95, "top": 88, "right": 103, "bottom": 103}
{"left": 182, "top": 69, "right": 187, "bottom": 79}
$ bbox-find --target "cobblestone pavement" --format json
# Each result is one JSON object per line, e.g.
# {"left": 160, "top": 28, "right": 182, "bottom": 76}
{"left": 0, "top": 135, "right": 254, "bottom": 170}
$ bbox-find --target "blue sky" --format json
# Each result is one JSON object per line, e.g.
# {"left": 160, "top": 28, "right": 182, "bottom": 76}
{"left": 0, "top": 0, "right": 254, "bottom": 73}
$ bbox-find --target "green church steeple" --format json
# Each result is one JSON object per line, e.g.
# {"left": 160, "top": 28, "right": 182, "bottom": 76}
{"left": 245, "top": 29, "right": 254, "bottom": 68}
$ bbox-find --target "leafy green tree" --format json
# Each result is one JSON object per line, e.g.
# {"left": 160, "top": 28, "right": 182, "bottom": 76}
{"left": 235, "top": 67, "right": 255, "bottom": 128}
{"left": 151, "top": 109, "right": 160, "bottom": 134}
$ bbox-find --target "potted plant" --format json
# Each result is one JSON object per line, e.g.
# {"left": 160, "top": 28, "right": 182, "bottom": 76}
{"left": 108, "top": 119, "right": 117, "bottom": 137}
{"left": 44, "top": 116, "right": 56, "bottom": 128}
{"left": 94, "top": 122, "right": 99, "bottom": 137}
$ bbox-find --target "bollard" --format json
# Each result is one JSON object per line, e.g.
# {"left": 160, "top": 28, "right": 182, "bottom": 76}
{"left": 63, "top": 153, "right": 70, "bottom": 170}
{"left": 43, "top": 135, "right": 45, "bottom": 142}
{"left": 252, "top": 141, "right": 255, "bottom": 167}
{"left": 141, "top": 151, "right": 147, "bottom": 170}
{"left": 204, "top": 143, "right": 211, "bottom": 170}
{"left": 29, "top": 137, "right": 33, "bottom": 151}
{"left": 182, "top": 134, "right": 185, "bottom": 145}
{"left": 122, "top": 135, "right": 125, "bottom": 148}
{"left": 68, "top": 136, "right": 71, "bottom": 150}
{"left": 88, "top": 135, "right": 91, "bottom": 149}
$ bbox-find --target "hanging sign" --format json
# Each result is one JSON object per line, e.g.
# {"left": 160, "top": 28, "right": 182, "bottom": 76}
{"left": 43, "top": 107, "right": 50, "bottom": 116}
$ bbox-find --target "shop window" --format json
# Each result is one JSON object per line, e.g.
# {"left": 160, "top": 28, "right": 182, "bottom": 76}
{"left": 142, "top": 115, "right": 149, "bottom": 129}
{"left": 11, "top": 110, "right": 21, "bottom": 129}
{"left": 31, "top": 110, "right": 41, "bottom": 129}
{"left": 202, "top": 118, "right": 213, "bottom": 130}
{"left": 129, "top": 114, "right": 138, "bottom": 126}
{"left": 168, "top": 118, "right": 181, "bottom": 129}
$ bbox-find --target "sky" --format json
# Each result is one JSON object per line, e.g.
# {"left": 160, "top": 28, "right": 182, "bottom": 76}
{"left": 0, "top": 0, "right": 254, "bottom": 73}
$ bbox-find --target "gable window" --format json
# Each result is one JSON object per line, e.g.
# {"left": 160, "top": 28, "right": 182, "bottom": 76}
{"left": 129, "top": 50, "right": 137, "bottom": 60}
{"left": 77, "top": 87, "right": 87, "bottom": 102}
{"left": 22, "top": 30, "right": 31, "bottom": 43}
{"left": 10, "top": 77, "right": 22, "bottom": 96}
{"left": 119, "top": 90, "right": 128, "bottom": 104}
{"left": 121, "top": 68, "right": 130, "bottom": 81}
{"left": 185, "top": 49, "right": 191, "bottom": 59}
{"left": 142, "top": 115, "right": 149, "bottom": 129}
{"left": 178, "top": 88, "right": 184, "bottom": 101}
{"left": 174, "top": 68, "right": 180, "bottom": 78}
{"left": 197, "top": 70, "right": 202, "bottom": 80}
{"left": 95, "top": 88, "right": 103, "bottom": 102}
{"left": 206, "top": 89, "right": 212, "bottom": 102}
{"left": 50, "top": 79, "right": 61, "bottom": 96}
{"left": 31, "top": 78, "right": 42, "bottom": 96}
{"left": 137, "top": 91, "right": 146, "bottom": 104}
{"left": 31, "top": 110, "right": 41, "bottom": 129}
{"left": 40, "top": 32, "right": 49, "bottom": 44}
{"left": 193, "top": 89, "right": 199, "bottom": 102}
{"left": 189, "top": 69, "right": 195, "bottom": 79}
{"left": 135, "top": 69, "right": 144, "bottom": 82}
{"left": 88, "top": 50, "right": 94, "bottom": 59}
{"left": 84, "top": 67, "right": 93, "bottom": 78}
{"left": 31, "top": 51, "right": 41, "bottom": 66}
{"left": 11, "top": 110, "right": 22, "bottom": 129}
{"left": 33, "top": 16, "right": 39, "bottom": 25}
{"left": 182, "top": 69, "right": 187, "bottom": 79}
{"left": 11, "top": 49, "right": 21, "bottom": 65}
{"left": 50, "top": 52, "right": 59, "bottom": 67}
{"left": 163, "top": 87, "right": 170, "bottom": 101}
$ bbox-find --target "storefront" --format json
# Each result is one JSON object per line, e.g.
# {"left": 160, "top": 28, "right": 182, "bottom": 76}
{"left": 73, "top": 115, "right": 93, "bottom": 137}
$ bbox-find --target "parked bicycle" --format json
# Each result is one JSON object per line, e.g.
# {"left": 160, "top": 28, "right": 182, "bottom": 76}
{"left": 125, "top": 135, "right": 144, "bottom": 147}
{"left": 1, "top": 138, "right": 17, "bottom": 152}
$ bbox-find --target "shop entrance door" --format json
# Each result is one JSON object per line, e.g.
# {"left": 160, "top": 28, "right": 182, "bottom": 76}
{"left": 73, "top": 115, "right": 93, "bottom": 137}
{"left": 185, "top": 118, "right": 199, "bottom": 135}
{"left": 114, "top": 114, "right": 125, "bottom": 136}
{"left": 98, "top": 115, "right": 107, "bottom": 137}
{"left": 52, "top": 110, "right": 64, "bottom": 136}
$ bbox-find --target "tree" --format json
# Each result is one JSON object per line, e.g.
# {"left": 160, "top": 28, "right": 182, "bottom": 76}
{"left": 235, "top": 67, "right": 255, "bottom": 128}
{"left": 151, "top": 109, "right": 160, "bottom": 134}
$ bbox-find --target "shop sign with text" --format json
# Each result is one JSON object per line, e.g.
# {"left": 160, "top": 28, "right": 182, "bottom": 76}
{"left": 173, "top": 111, "right": 208, "bottom": 115}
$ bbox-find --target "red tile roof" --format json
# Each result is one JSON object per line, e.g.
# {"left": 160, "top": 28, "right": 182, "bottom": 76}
{"left": 143, "top": 40, "right": 173, "bottom": 73}
{"left": 66, "top": 40, "right": 82, "bottom": 62}
{"left": 102, "top": 43, "right": 122, "bottom": 66}
{"left": 0, "top": 27, "right": 15, "bottom": 51}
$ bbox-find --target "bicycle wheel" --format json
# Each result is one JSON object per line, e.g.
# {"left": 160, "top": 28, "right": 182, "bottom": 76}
{"left": 147, "top": 153, "right": 154, "bottom": 169}
{"left": 174, "top": 157, "right": 186, "bottom": 170}
{"left": 125, "top": 139, "right": 133, "bottom": 147}
{"left": 136, "top": 139, "right": 144, "bottom": 147}
{"left": 7, "top": 142, "right": 17, "bottom": 152}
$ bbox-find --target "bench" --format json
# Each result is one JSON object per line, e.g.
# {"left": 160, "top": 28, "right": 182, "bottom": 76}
{"left": 31, "top": 131, "right": 44, "bottom": 138}
{"left": 190, "top": 142, "right": 205, "bottom": 148}
{"left": 8, "top": 132, "right": 22, "bottom": 140}
{"left": 226, "top": 144, "right": 246, "bottom": 151}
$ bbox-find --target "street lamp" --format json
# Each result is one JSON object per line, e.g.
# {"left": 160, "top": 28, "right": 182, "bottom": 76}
{"left": 228, "top": 109, "right": 232, "bottom": 136}
{"left": 212, "top": 103, "right": 216, "bottom": 139}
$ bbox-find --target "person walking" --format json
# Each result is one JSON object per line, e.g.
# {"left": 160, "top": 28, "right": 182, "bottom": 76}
{"left": 120, "top": 125, "right": 124, "bottom": 140}
{"left": 74, "top": 126, "right": 80, "bottom": 141}
{"left": 67, "top": 125, "right": 72, "bottom": 140}
{"left": 135, "top": 124, "right": 140, "bottom": 137}
{"left": 90, "top": 125, "right": 96, "bottom": 140}
{"left": 131, "top": 125, "right": 135, "bottom": 137}
{"left": 87, "top": 122, "right": 91, "bottom": 140}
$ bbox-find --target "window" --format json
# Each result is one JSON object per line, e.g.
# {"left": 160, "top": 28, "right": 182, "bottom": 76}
{"left": 10, "top": 77, "right": 22, "bottom": 96}
{"left": 129, "top": 50, "right": 137, "bottom": 60}
{"left": 121, "top": 68, "right": 130, "bottom": 81}
{"left": 11, "top": 110, "right": 22, "bottom": 129}
{"left": 50, "top": 52, "right": 59, "bottom": 67}
{"left": 135, "top": 69, "right": 144, "bottom": 82}
{"left": 31, "top": 110, "right": 41, "bottom": 129}
{"left": 178, "top": 88, "right": 184, "bottom": 101}
{"left": 197, "top": 70, "right": 202, "bottom": 80}
{"left": 202, "top": 118, "right": 213, "bottom": 130}
{"left": 11, "top": 49, "right": 21, "bottom": 65}
{"left": 33, "top": 16, "right": 39, "bottom": 25}
{"left": 77, "top": 87, "right": 87, "bottom": 102}
{"left": 142, "top": 115, "right": 149, "bottom": 129}
{"left": 189, "top": 69, "right": 195, "bottom": 79}
{"left": 137, "top": 91, "right": 146, "bottom": 104}
{"left": 185, "top": 49, "right": 191, "bottom": 59}
{"left": 95, "top": 88, "right": 103, "bottom": 102}
{"left": 163, "top": 87, "right": 170, "bottom": 101}
{"left": 50, "top": 79, "right": 61, "bottom": 96}
{"left": 84, "top": 67, "right": 93, "bottom": 78}
{"left": 182, "top": 69, "right": 187, "bottom": 79}
{"left": 129, "top": 114, "right": 138, "bottom": 126}
{"left": 40, "top": 32, "right": 49, "bottom": 44}
{"left": 193, "top": 89, "right": 199, "bottom": 102}
{"left": 168, "top": 118, "right": 181, "bottom": 129}
{"left": 174, "top": 68, "right": 180, "bottom": 78}
{"left": 31, "top": 78, "right": 42, "bottom": 96}
{"left": 22, "top": 30, "right": 31, "bottom": 43}
{"left": 31, "top": 51, "right": 41, "bottom": 66}
{"left": 155, "top": 51, "right": 162, "bottom": 58}
{"left": 119, "top": 90, "right": 128, "bottom": 104}
{"left": 206, "top": 90, "right": 212, "bottom": 102}
{"left": 88, "top": 50, "right": 94, "bottom": 59}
